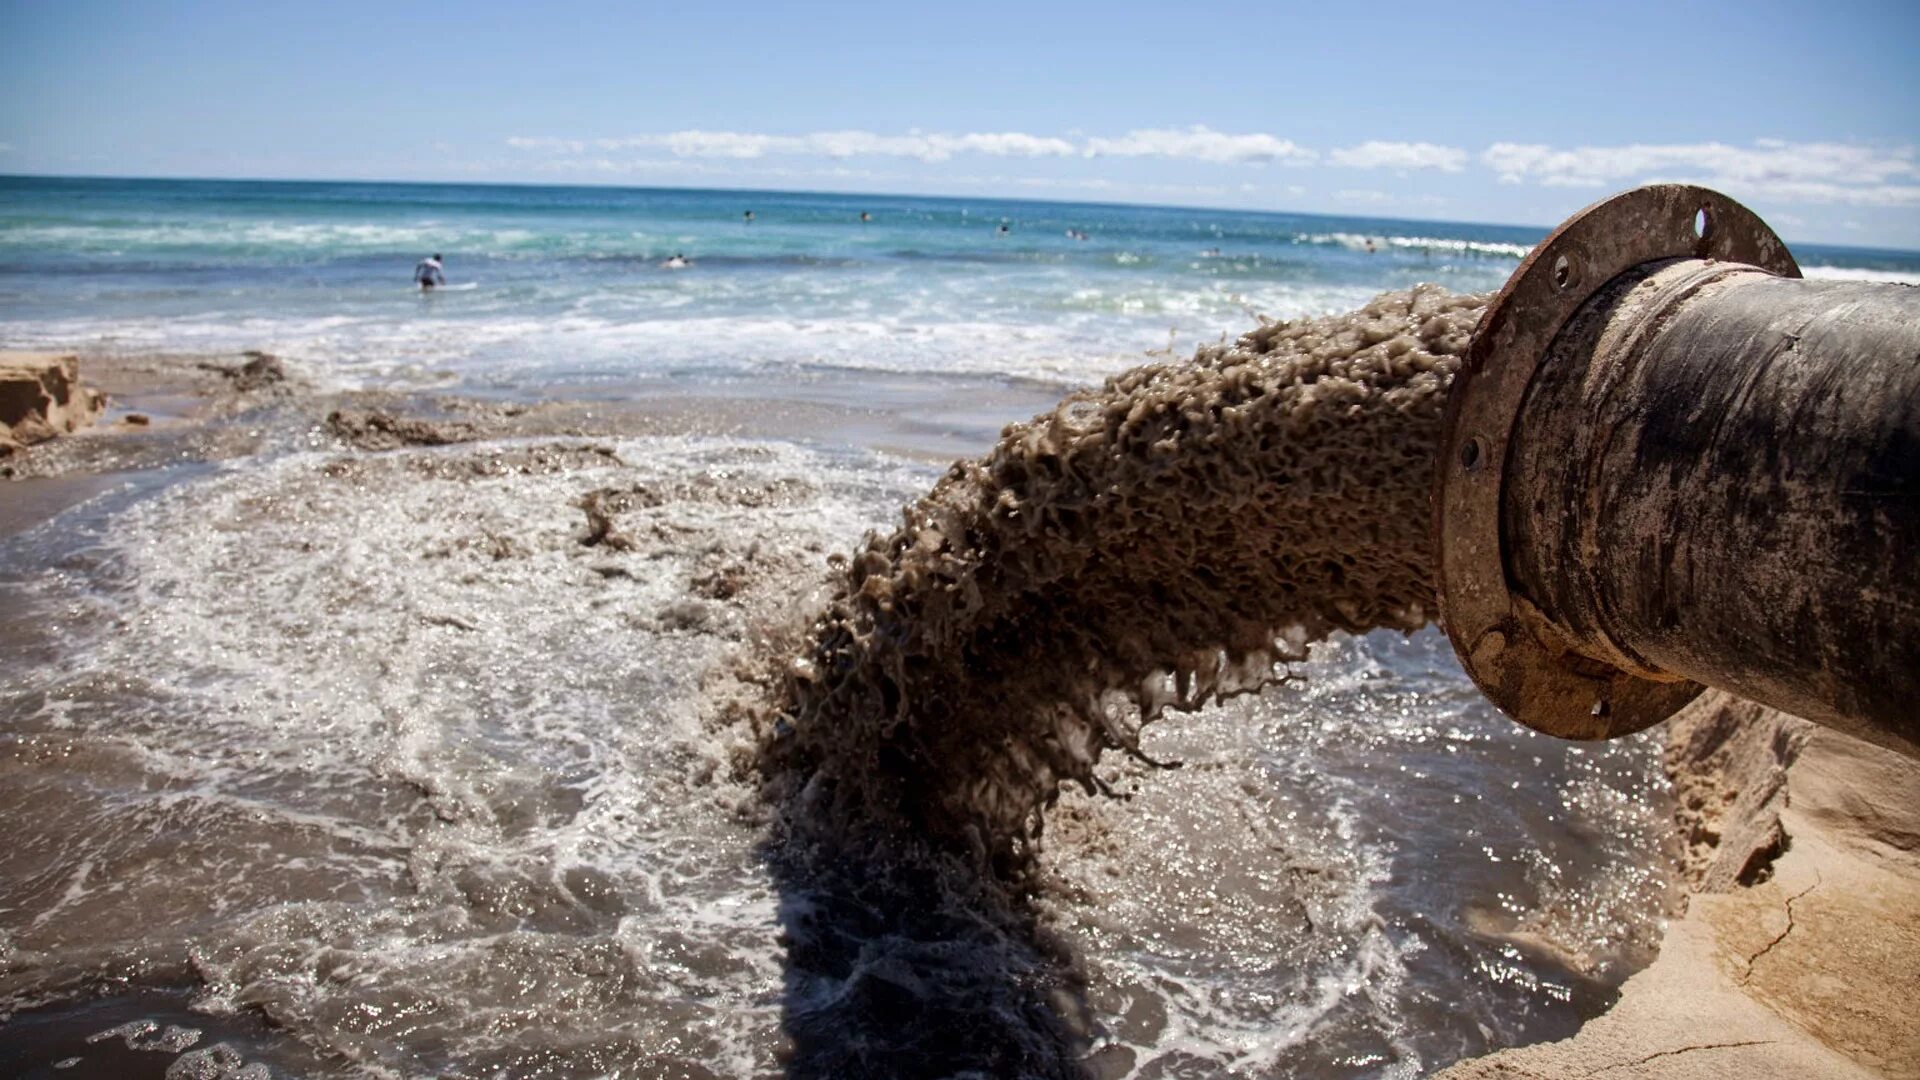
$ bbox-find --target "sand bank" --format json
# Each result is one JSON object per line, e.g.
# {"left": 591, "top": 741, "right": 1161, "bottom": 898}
{"left": 1440, "top": 693, "right": 1920, "bottom": 1079}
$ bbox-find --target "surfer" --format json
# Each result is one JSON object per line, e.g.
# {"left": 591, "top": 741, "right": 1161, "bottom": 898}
{"left": 662, "top": 253, "right": 689, "bottom": 270}
{"left": 414, "top": 253, "right": 445, "bottom": 290}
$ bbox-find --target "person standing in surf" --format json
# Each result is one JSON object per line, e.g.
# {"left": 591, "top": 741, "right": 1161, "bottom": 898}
{"left": 414, "top": 253, "right": 445, "bottom": 290}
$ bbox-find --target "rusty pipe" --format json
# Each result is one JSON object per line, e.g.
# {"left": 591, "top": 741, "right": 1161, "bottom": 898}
{"left": 1435, "top": 185, "right": 1920, "bottom": 760}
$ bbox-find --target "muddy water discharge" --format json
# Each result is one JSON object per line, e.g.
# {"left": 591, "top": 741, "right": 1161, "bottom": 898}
{"left": 761, "top": 286, "right": 1484, "bottom": 868}
{"left": 745, "top": 287, "right": 1645, "bottom": 1076}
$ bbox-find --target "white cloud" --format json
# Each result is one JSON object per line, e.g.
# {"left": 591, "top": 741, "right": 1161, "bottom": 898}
{"left": 499, "top": 130, "right": 1920, "bottom": 214}
{"left": 506, "top": 136, "right": 587, "bottom": 153}
{"left": 1329, "top": 140, "right": 1468, "bottom": 172}
{"left": 1482, "top": 139, "right": 1920, "bottom": 205}
{"left": 1082, "top": 126, "right": 1315, "bottom": 165}
{"left": 511, "top": 125, "right": 1318, "bottom": 167}
{"left": 511, "top": 129, "right": 1075, "bottom": 163}
{"left": 1334, "top": 189, "right": 1447, "bottom": 208}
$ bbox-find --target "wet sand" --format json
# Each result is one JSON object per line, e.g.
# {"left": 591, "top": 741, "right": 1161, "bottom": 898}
{"left": 0, "top": 347, "right": 1076, "bottom": 536}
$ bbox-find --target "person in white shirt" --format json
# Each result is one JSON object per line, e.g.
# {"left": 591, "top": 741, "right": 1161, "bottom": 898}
{"left": 414, "top": 253, "right": 445, "bottom": 290}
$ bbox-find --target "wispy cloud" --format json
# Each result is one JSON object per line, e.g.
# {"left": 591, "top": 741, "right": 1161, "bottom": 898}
{"left": 1483, "top": 139, "right": 1920, "bottom": 206}
{"left": 1334, "top": 189, "right": 1449, "bottom": 209}
{"left": 508, "top": 130, "right": 1075, "bottom": 162}
{"left": 510, "top": 127, "right": 1317, "bottom": 166}
{"left": 498, "top": 129, "right": 1920, "bottom": 214}
{"left": 1329, "top": 141, "right": 1468, "bottom": 172}
{"left": 1080, "top": 126, "right": 1316, "bottom": 165}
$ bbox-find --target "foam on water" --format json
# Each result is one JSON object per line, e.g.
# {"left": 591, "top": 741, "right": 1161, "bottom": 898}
{"left": 0, "top": 437, "right": 929, "bottom": 1075}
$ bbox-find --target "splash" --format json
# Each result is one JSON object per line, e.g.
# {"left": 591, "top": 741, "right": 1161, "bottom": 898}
{"left": 756, "top": 285, "right": 1486, "bottom": 872}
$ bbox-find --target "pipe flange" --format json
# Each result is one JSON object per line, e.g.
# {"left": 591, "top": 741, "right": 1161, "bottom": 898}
{"left": 1434, "top": 184, "right": 1800, "bottom": 739}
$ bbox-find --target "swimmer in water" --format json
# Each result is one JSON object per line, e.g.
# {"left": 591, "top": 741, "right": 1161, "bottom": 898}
{"left": 997, "top": 222, "right": 1010, "bottom": 236}
{"left": 744, "top": 210, "right": 755, "bottom": 223}
{"left": 414, "top": 253, "right": 445, "bottom": 290}
{"left": 662, "top": 253, "right": 689, "bottom": 269}
{"left": 860, "top": 211, "right": 872, "bottom": 223}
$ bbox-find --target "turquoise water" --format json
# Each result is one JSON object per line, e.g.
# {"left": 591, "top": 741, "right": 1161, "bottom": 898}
{"left": 0, "top": 176, "right": 1535, "bottom": 391}
{"left": 8, "top": 176, "right": 1912, "bottom": 393}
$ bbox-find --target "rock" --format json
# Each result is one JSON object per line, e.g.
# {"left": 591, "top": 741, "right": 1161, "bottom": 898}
{"left": 197, "top": 350, "right": 291, "bottom": 396}
{"left": 1788, "top": 727, "right": 1920, "bottom": 874}
{"left": 1664, "top": 696, "right": 1811, "bottom": 893}
{"left": 0, "top": 352, "right": 106, "bottom": 456}
{"left": 231, "top": 351, "right": 286, "bottom": 393}
{"left": 576, "top": 487, "right": 642, "bottom": 550}
{"left": 324, "top": 409, "right": 479, "bottom": 451}
{"left": 122, "top": 412, "right": 151, "bottom": 426}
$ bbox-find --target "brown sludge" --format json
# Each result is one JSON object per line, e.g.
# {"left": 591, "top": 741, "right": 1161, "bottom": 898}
{"left": 752, "top": 285, "right": 1487, "bottom": 872}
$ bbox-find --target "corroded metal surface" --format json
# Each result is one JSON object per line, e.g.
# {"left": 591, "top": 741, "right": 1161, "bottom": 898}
{"left": 1507, "top": 265, "right": 1920, "bottom": 759}
{"left": 1434, "top": 185, "right": 1800, "bottom": 740}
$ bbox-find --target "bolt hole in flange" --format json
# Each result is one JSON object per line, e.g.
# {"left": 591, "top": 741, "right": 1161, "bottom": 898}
{"left": 1693, "top": 206, "right": 1712, "bottom": 240}
{"left": 1460, "top": 436, "right": 1486, "bottom": 471}
{"left": 1551, "top": 253, "right": 1578, "bottom": 291}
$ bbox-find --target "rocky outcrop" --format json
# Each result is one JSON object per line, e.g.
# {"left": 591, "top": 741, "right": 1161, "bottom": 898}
{"left": 1664, "top": 697, "right": 1810, "bottom": 894}
{"left": 196, "top": 350, "right": 291, "bottom": 396}
{"left": 324, "top": 409, "right": 479, "bottom": 451}
{"left": 0, "top": 353, "right": 106, "bottom": 457}
{"left": 1439, "top": 692, "right": 1920, "bottom": 1079}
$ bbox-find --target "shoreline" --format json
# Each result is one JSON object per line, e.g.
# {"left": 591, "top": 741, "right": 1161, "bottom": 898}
{"left": 0, "top": 347, "right": 1070, "bottom": 539}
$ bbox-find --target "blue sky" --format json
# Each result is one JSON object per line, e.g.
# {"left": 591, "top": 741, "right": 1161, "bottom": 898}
{"left": 3, "top": 0, "right": 1917, "bottom": 246}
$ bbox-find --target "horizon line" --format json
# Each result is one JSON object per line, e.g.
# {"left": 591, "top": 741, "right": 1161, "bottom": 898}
{"left": 4, "top": 169, "right": 1916, "bottom": 257}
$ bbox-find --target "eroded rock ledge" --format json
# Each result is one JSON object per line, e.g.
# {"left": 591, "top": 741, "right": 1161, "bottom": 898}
{"left": 0, "top": 352, "right": 105, "bottom": 457}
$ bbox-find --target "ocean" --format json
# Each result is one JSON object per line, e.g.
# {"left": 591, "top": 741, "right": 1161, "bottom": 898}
{"left": 4, "top": 175, "right": 1911, "bottom": 421}
{"left": 0, "top": 176, "right": 1913, "bottom": 1079}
